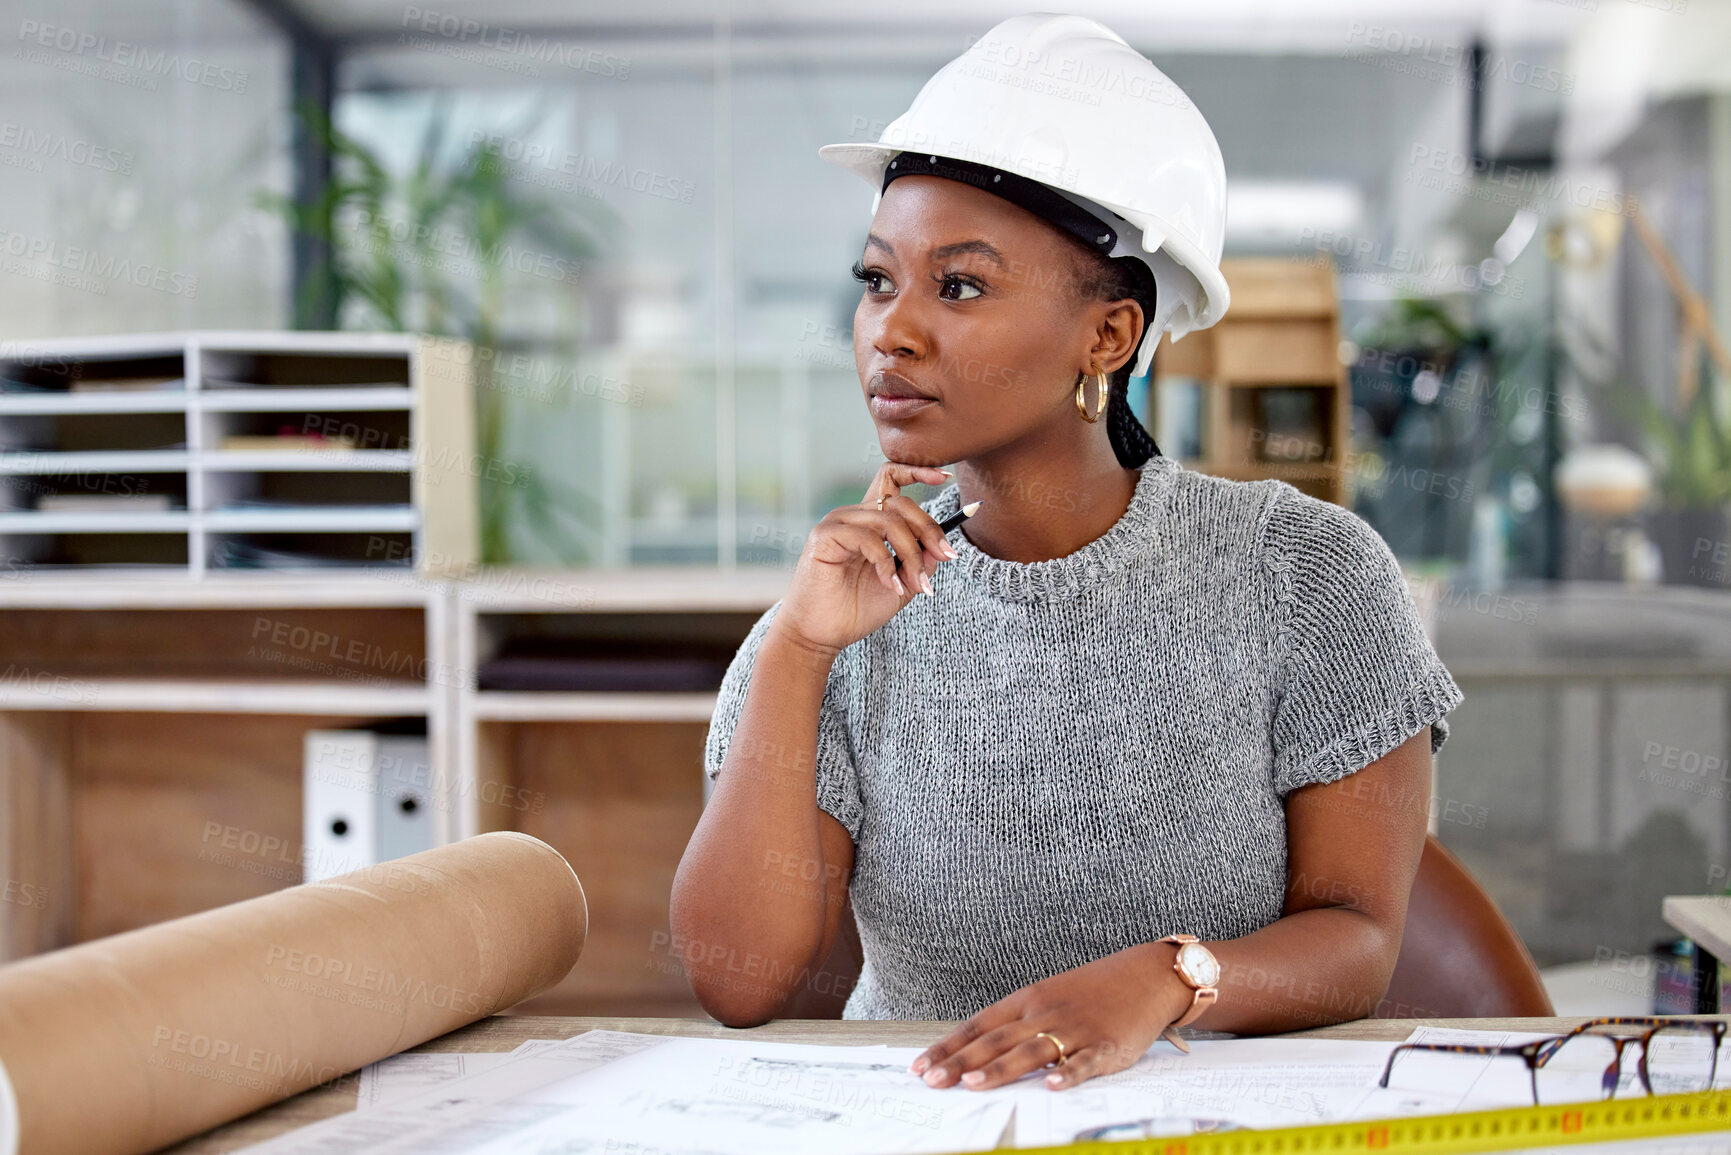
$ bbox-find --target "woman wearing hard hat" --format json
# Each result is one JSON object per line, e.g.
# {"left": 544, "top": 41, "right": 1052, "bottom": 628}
{"left": 674, "top": 14, "right": 1462, "bottom": 1092}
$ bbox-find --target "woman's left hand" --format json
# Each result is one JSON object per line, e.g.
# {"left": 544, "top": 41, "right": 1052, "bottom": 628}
{"left": 908, "top": 945, "right": 1192, "bottom": 1091}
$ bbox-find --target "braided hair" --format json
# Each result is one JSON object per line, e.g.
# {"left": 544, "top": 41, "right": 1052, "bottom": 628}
{"left": 1070, "top": 249, "right": 1163, "bottom": 469}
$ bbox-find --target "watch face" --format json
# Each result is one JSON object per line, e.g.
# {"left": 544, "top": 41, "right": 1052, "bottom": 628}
{"left": 1177, "top": 942, "right": 1221, "bottom": 987}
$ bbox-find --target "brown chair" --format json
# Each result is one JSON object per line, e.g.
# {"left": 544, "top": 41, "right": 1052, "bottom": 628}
{"left": 780, "top": 833, "right": 1553, "bottom": 1020}
{"left": 1375, "top": 834, "right": 1553, "bottom": 1018}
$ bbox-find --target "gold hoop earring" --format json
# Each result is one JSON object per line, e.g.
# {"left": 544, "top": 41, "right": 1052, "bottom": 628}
{"left": 1075, "top": 370, "right": 1108, "bottom": 423}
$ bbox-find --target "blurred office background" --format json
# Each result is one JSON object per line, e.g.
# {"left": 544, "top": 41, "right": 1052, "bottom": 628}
{"left": 3, "top": 0, "right": 1731, "bottom": 1011}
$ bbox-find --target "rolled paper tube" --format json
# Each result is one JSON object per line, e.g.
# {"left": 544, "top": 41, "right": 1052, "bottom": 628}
{"left": 0, "top": 830, "right": 586, "bottom": 1155}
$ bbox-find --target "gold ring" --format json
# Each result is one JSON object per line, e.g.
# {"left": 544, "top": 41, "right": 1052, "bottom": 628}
{"left": 1033, "top": 1031, "right": 1067, "bottom": 1068}
{"left": 875, "top": 490, "right": 889, "bottom": 511}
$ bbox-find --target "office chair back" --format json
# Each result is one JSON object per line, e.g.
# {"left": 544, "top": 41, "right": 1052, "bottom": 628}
{"left": 1375, "top": 834, "right": 1554, "bottom": 1018}
{"left": 782, "top": 834, "right": 1553, "bottom": 1020}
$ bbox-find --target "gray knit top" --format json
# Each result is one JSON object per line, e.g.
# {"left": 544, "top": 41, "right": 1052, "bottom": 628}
{"left": 703, "top": 455, "right": 1464, "bottom": 1020}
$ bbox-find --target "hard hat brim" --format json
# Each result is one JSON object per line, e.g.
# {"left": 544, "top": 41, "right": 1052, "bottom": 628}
{"left": 817, "top": 141, "right": 900, "bottom": 186}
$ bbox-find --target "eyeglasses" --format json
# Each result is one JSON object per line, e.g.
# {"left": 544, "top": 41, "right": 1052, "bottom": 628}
{"left": 1379, "top": 1017, "right": 1727, "bottom": 1108}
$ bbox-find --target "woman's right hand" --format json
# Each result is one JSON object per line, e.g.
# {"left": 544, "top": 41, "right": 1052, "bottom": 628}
{"left": 770, "top": 462, "right": 960, "bottom": 657}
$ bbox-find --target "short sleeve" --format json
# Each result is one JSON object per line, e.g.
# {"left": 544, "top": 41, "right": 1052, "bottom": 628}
{"left": 703, "top": 600, "right": 864, "bottom": 839}
{"left": 1261, "top": 486, "right": 1466, "bottom": 796}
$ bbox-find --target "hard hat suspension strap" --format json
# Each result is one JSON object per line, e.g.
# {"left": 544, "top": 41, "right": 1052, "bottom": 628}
{"left": 880, "top": 151, "right": 1119, "bottom": 257}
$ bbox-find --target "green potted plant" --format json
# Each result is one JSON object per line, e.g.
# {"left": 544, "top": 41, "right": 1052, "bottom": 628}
{"left": 1591, "top": 369, "right": 1731, "bottom": 587}
{"left": 259, "top": 99, "right": 612, "bottom": 564}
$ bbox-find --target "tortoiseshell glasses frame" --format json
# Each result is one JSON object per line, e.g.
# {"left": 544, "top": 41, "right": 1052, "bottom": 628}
{"left": 1378, "top": 1017, "right": 1726, "bottom": 1107}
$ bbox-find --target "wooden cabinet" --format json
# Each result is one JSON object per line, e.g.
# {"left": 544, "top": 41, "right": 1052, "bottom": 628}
{"left": 0, "top": 577, "right": 451, "bottom": 962}
{"left": 0, "top": 568, "right": 790, "bottom": 1019}
{"left": 455, "top": 569, "right": 787, "bottom": 1016}
{"left": 1150, "top": 258, "right": 1353, "bottom": 505}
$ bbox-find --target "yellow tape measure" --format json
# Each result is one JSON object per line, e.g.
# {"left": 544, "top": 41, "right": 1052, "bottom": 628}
{"left": 993, "top": 1089, "right": 1731, "bottom": 1155}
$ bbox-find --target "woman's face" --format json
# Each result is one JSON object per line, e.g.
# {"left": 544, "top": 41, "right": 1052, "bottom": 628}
{"left": 852, "top": 174, "right": 1116, "bottom": 467}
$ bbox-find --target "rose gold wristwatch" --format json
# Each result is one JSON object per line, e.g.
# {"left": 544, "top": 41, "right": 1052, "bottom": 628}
{"left": 1157, "top": 933, "right": 1221, "bottom": 1028}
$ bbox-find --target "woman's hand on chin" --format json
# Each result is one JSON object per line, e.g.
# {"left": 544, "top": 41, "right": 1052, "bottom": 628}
{"left": 771, "top": 461, "right": 958, "bottom": 657}
{"left": 907, "top": 945, "right": 1193, "bottom": 1092}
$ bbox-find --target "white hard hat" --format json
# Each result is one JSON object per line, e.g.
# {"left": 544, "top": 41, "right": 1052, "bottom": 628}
{"left": 820, "top": 12, "right": 1230, "bottom": 378}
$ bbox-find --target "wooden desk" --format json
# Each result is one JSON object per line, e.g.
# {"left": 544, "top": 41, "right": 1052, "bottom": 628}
{"left": 1664, "top": 895, "right": 1731, "bottom": 1013}
{"left": 161, "top": 1014, "right": 1652, "bottom": 1153}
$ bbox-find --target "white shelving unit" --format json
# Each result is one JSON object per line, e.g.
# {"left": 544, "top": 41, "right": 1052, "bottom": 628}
{"left": 0, "top": 563, "right": 786, "bottom": 1014}
{"left": 0, "top": 331, "right": 476, "bottom": 576}
{"left": 0, "top": 329, "right": 479, "bottom": 966}
{"left": 0, "top": 572, "right": 457, "bottom": 962}
{"left": 451, "top": 567, "right": 788, "bottom": 837}
{"left": 444, "top": 566, "right": 786, "bottom": 1013}
{"left": 469, "top": 692, "right": 719, "bottom": 722}
{"left": 0, "top": 574, "right": 448, "bottom": 716}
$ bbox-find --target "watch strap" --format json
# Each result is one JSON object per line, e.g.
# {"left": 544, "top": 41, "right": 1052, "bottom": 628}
{"left": 1170, "top": 986, "right": 1217, "bottom": 1029}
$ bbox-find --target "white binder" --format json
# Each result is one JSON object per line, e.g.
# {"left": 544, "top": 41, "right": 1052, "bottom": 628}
{"left": 303, "top": 730, "right": 437, "bottom": 882}
{"left": 303, "top": 730, "right": 380, "bottom": 883}
{"left": 374, "top": 736, "right": 435, "bottom": 863}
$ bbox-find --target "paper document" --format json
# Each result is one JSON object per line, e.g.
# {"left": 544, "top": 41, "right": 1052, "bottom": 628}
{"left": 491, "top": 1036, "right": 1015, "bottom": 1155}
{"left": 356, "top": 1040, "right": 566, "bottom": 1110}
{"left": 247, "top": 1027, "right": 1731, "bottom": 1155}
{"left": 241, "top": 1031, "right": 671, "bottom": 1153}
{"left": 1011, "top": 1038, "right": 1400, "bottom": 1146}
{"left": 239, "top": 1031, "right": 1016, "bottom": 1155}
